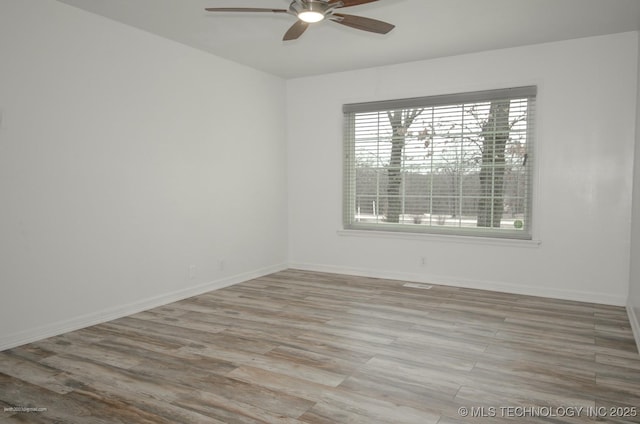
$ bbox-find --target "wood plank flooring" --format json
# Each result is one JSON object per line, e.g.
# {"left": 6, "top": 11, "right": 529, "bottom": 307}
{"left": 1, "top": 269, "right": 639, "bottom": 423}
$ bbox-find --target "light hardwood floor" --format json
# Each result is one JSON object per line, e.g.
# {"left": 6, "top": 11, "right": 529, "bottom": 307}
{"left": 1, "top": 269, "right": 639, "bottom": 423}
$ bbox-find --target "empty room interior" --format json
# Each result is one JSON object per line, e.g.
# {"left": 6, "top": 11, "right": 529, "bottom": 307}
{"left": 2, "top": 0, "right": 640, "bottom": 422}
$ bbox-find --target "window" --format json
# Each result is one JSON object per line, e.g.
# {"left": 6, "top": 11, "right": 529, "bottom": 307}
{"left": 343, "top": 86, "right": 536, "bottom": 240}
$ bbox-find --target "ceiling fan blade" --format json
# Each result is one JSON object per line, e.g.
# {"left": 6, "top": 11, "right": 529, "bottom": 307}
{"left": 205, "top": 8, "right": 288, "bottom": 13}
{"left": 331, "top": 13, "right": 395, "bottom": 34}
{"left": 283, "top": 20, "right": 309, "bottom": 41}
{"left": 329, "top": 0, "right": 379, "bottom": 7}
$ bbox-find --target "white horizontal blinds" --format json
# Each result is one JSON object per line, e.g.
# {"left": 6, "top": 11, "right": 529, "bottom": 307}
{"left": 343, "top": 112, "right": 357, "bottom": 226}
{"left": 343, "top": 86, "right": 536, "bottom": 239}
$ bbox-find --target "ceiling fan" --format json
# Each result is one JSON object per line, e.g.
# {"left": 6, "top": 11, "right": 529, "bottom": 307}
{"left": 205, "top": 0, "right": 395, "bottom": 41}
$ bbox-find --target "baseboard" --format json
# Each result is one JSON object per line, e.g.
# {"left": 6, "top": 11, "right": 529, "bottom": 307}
{"left": 288, "top": 262, "right": 627, "bottom": 306}
{"left": 0, "top": 263, "right": 287, "bottom": 352}
{"left": 627, "top": 302, "right": 640, "bottom": 355}
{"left": 4, "top": 261, "right": 628, "bottom": 352}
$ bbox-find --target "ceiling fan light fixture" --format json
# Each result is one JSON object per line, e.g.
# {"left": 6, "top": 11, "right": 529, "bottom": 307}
{"left": 298, "top": 10, "right": 325, "bottom": 23}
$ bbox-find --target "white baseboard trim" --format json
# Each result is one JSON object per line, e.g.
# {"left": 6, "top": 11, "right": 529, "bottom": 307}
{"left": 0, "top": 263, "right": 287, "bottom": 352}
{"left": 288, "top": 262, "right": 627, "bottom": 306}
{"left": 627, "top": 302, "right": 640, "bottom": 355}
{"left": 3, "top": 262, "right": 629, "bottom": 352}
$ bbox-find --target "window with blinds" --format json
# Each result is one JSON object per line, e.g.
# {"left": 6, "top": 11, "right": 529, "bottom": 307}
{"left": 343, "top": 86, "right": 536, "bottom": 239}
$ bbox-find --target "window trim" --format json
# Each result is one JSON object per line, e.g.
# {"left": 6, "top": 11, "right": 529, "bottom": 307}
{"left": 342, "top": 86, "right": 537, "bottom": 240}
{"left": 336, "top": 229, "right": 542, "bottom": 248}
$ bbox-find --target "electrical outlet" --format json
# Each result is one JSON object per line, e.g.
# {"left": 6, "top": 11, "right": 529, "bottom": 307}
{"left": 420, "top": 257, "right": 427, "bottom": 266}
{"left": 188, "top": 265, "right": 196, "bottom": 280}
{"left": 218, "top": 259, "right": 225, "bottom": 271}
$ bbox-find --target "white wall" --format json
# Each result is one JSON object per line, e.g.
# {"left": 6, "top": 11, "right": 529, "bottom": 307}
{"left": 629, "top": 32, "right": 640, "bottom": 349}
{"left": 0, "top": 0, "right": 287, "bottom": 350}
{"left": 287, "top": 32, "right": 638, "bottom": 306}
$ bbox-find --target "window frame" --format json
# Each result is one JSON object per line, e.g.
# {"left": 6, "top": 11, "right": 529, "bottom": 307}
{"left": 342, "top": 86, "right": 537, "bottom": 240}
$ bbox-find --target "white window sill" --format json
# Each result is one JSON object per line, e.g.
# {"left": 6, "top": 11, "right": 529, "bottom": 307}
{"left": 337, "top": 229, "right": 542, "bottom": 248}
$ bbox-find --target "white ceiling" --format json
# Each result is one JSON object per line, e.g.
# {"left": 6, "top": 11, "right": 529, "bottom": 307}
{"left": 56, "top": 0, "right": 640, "bottom": 79}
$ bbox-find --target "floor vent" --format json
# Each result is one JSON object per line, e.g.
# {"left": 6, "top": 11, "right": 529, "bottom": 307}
{"left": 403, "top": 283, "right": 433, "bottom": 290}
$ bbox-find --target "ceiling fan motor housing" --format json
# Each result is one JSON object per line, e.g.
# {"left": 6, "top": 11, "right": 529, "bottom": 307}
{"left": 290, "top": 0, "right": 342, "bottom": 22}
